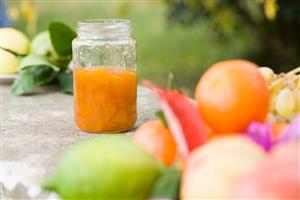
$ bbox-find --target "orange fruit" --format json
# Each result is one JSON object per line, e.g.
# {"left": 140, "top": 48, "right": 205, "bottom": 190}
{"left": 271, "top": 122, "right": 288, "bottom": 139}
{"left": 133, "top": 120, "right": 177, "bottom": 166}
{"left": 195, "top": 60, "right": 270, "bottom": 133}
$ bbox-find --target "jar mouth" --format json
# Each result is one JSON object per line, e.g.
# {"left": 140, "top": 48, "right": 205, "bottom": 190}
{"left": 79, "top": 19, "right": 130, "bottom": 25}
{"left": 77, "top": 19, "right": 131, "bottom": 39}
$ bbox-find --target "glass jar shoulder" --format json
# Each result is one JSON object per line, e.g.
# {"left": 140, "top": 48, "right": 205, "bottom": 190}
{"left": 72, "top": 36, "right": 136, "bottom": 70}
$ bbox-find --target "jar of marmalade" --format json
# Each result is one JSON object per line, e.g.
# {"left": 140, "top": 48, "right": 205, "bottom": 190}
{"left": 72, "top": 19, "right": 137, "bottom": 133}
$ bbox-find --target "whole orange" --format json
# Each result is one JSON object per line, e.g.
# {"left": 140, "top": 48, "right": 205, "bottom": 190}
{"left": 133, "top": 120, "right": 177, "bottom": 166}
{"left": 195, "top": 60, "right": 270, "bottom": 133}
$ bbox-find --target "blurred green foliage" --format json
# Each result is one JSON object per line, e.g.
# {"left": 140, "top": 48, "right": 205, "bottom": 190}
{"left": 166, "top": 0, "right": 300, "bottom": 72}
{"left": 6, "top": 0, "right": 299, "bottom": 92}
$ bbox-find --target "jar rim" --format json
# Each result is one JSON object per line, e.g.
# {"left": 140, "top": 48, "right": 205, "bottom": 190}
{"left": 78, "top": 19, "right": 130, "bottom": 25}
{"left": 77, "top": 19, "right": 131, "bottom": 39}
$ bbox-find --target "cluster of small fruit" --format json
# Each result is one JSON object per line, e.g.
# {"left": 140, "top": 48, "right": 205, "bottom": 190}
{"left": 259, "top": 66, "right": 300, "bottom": 122}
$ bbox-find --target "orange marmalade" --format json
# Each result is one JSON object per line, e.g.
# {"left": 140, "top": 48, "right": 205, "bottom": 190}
{"left": 73, "top": 67, "right": 137, "bottom": 133}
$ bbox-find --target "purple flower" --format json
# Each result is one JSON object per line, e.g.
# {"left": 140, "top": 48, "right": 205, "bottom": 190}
{"left": 246, "top": 114, "right": 300, "bottom": 152}
{"left": 245, "top": 121, "right": 274, "bottom": 151}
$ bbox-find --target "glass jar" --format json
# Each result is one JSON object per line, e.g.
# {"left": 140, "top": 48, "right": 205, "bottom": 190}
{"left": 72, "top": 19, "right": 137, "bottom": 133}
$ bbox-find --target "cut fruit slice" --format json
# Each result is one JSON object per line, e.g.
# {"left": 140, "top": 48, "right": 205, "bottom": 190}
{"left": 144, "top": 81, "right": 208, "bottom": 156}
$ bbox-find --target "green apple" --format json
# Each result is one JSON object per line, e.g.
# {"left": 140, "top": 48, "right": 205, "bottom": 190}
{"left": 0, "top": 48, "right": 20, "bottom": 74}
{"left": 0, "top": 28, "right": 30, "bottom": 55}
{"left": 181, "top": 136, "right": 266, "bottom": 199}
{"left": 42, "top": 135, "right": 163, "bottom": 199}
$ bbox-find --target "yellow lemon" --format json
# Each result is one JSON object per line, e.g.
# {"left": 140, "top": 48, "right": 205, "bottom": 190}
{"left": 0, "top": 28, "right": 30, "bottom": 55}
{"left": 0, "top": 48, "right": 20, "bottom": 74}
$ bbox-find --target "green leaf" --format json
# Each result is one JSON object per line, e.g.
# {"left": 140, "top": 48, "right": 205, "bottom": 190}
{"left": 150, "top": 166, "right": 181, "bottom": 199}
{"left": 156, "top": 110, "right": 168, "bottom": 128}
{"left": 49, "top": 21, "right": 77, "bottom": 56}
{"left": 11, "top": 65, "right": 56, "bottom": 95}
{"left": 58, "top": 71, "right": 73, "bottom": 94}
{"left": 20, "top": 54, "right": 60, "bottom": 72}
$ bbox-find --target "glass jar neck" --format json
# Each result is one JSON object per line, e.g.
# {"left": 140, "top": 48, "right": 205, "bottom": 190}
{"left": 77, "top": 19, "right": 131, "bottom": 40}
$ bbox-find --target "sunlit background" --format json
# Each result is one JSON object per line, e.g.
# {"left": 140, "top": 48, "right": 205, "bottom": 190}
{"left": 3, "top": 0, "right": 300, "bottom": 92}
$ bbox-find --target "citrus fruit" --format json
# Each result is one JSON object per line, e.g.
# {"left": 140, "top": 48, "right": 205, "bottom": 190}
{"left": 31, "top": 31, "right": 55, "bottom": 56}
{"left": 0, "top": 48, "right": 20, "bottom": 74}
{"left": 195, "top": 60, "right": 270, "bottom": 133}
{"left": 133, "top": 120, "right": 177, "bottom": 166}
{"left": 42, "top": 135, "right": 163, "bottom": 199}
{"left": 0, "top": 28, "right": 30, "bottom": 55}
{"left": 30, "top": 31, "right": 69, "bottom": 67}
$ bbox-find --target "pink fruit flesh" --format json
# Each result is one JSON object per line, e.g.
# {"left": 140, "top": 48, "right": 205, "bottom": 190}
{"left": 143, "top": 81, "right": 208, "bottom": 156}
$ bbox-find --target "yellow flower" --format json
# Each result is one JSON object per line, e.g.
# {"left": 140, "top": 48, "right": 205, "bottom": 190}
{"left": 264, "top": 0, "right": 278, "bottom": 21}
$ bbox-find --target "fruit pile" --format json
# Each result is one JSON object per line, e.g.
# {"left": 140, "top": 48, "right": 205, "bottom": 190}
{"left": 0, "top": 23, "right": 75, "bottom": 95}
{"left": 43, "top": 60, "right": 299, "bottom": 199}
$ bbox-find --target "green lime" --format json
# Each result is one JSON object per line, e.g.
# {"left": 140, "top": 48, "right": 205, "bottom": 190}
{"left": 30, "top": 31, "right": 70, "bottom": 68}
{"left": 30, "top": 31, "right": 55, "bottom": 57}
{"left": 42, "top": 135, "right": 163, "bottom": 199}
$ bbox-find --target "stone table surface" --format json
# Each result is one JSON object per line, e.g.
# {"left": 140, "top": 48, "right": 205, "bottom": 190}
{"left": 0, "top": 84, "right": 160, "bottom": 199}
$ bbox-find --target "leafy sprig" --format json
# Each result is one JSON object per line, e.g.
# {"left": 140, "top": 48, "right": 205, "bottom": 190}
{"left": 11, "top": 21, "right": 76, "bottom": 95}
